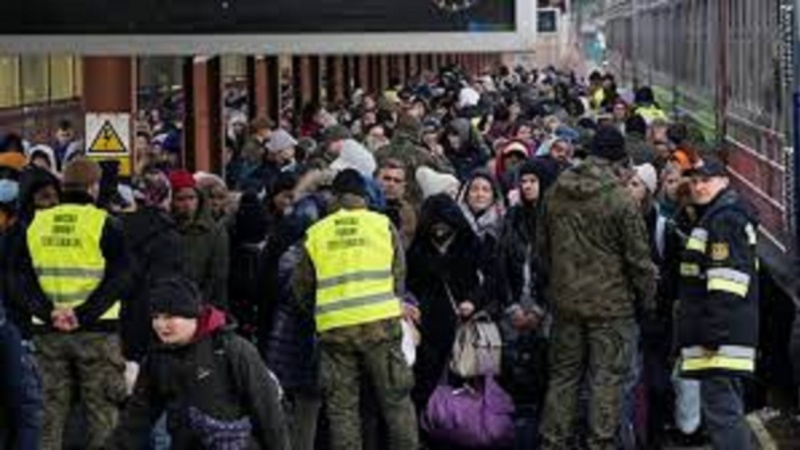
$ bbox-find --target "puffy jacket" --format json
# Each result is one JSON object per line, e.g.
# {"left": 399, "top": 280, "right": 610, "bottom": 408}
{"left": 676, "top": 189, "right": 759, "bottom": 378}
{"left": 539, "top": 157, "right": 656, "bottom": 320}
{"left": 265, "top": 245, "right": 319, "bottom": 393}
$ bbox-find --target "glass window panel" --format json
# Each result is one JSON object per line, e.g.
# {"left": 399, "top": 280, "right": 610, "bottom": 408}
{"left": 74, "top": 57, "right": 83, "bottom": 97}
{"left": 0, "top": 56, "right": 20, "bottom": 108}
{"left": 20, "top": 55, "right": 49, "bottom": 104}
{"left": 49, "top": 55, "right": 75, "bottom": 100}
{"left": 221, "top": 54, "right": 246, "bottom": 81}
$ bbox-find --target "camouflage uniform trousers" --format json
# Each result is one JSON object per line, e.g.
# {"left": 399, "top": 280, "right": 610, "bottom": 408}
{"left": 34, "top": 331, "right": 126, "bottom": 450}
{"left": 320, "top": 335, "right": 419, "bottom": 450}
{"left": 540, "top": 317, "right": 637, "bottom": 450}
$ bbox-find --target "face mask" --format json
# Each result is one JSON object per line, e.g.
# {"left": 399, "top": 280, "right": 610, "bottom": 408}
{"left": 431, "top": 223, "right": 454, "bottom": 244}
{"left": 0, "top": 179, "right": 19, "bottom": 204}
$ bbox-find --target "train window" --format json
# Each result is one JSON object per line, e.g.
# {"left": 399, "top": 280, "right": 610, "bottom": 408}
{"left": 0, "top": 57, "right": 20, "bottom": 109}
{"left": 20, "top": 55, "right": 49, "bottom": 105}
{"left": 49, "top": 55, "right": 76, "bottom": 101}
{"left": 221, "top": 55, "right": 247, "bottom": 82}
{"left": 74, "top": 57, "right": 83, "bottom": 98}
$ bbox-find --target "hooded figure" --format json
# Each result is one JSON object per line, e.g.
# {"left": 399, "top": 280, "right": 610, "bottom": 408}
{"left": 407, "top": 194, "right": 485, "bottom": 411}
{"left": 443, "top": 118, "right": 490, "bottom": 182}
{"left": 18, "top": 166, "right": 61, "bottom": 223}
{"left": 496, "top": 159, "right": 556, "bottom": 409}
{"left": 169, "top": 170, "right": 230, "bottom": 310}
{"left": 26, "top": 144, "right": 58, "bottom": 174}
{"left": 494, "top": 140, "right": 531, "bottom": 194}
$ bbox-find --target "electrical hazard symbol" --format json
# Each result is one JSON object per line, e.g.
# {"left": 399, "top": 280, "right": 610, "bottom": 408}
{"left": 88, "top": 121, "right": 127, "bottom": 154}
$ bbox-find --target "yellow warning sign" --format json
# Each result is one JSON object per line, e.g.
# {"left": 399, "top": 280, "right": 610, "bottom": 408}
{"left": 88, "top": 120, "right": 127, "bottom": 154}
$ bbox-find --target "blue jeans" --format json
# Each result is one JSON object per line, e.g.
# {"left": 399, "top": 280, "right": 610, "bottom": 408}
{"left": 0, "top": 322, "right": 42, "bottom": 450}
{"left": 150, "top": 413, "right": 171, "bottom": 450}
{"left": 619, "top": 326, "right": 641, "bottom": 450}
{"left": 701, "top": 376, "right": 753, "bottom": 450}
{"left": 514, "top": 404, "right": 540, "bottom": 450}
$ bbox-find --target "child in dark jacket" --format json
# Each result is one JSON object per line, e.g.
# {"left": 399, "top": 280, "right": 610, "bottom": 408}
{"left": 107, "top": 277, "right": 290, "bottom": 450}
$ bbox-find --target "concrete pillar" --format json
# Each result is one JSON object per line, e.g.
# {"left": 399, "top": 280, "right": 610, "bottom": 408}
{"left": 379, "top": 55, "right": 390, "bottom": 91}
{"left": 183, "top": 56, "right": 222, "bottom": 173}
{"left": 326, "top": 56, "right": 345, "bottom": 104}
{"left": 83, "top": 57, "right": 133, "bottom": 112}
{"left": 356, "top": 55, "right": 370, "bottom": 92}
{"left": 397, "top": 55, "right": 408, "bottom": 84}
{"left": 344, "top": 56, "right": 355, "bottom": 98}
{"left": 409, "top": 54, "right": 419, "bottom": 79}
{"left": 293, "top": 55, "right": 320, "bottom": 110}
{"left": 369, "top": 55, "right": 381, "bottom": 93}
{"left": 82, "top": 56, "right": 134, "bottom": 176}
{"left": 247, "top": 56, "right": 279, "bottom": 121}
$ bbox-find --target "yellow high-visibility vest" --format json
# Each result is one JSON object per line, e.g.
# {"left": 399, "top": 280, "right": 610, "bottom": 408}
{"left": 635, "top": 105, "right": 668, "bottom": 124}
{"left": 591, "top": 89, "right": 606, "bottom": 110}
{"left": 27, "top": 204, "right": 120, "bottom": 321}
{"left": 305, "top": 209, "right": 402, "bottom": 333}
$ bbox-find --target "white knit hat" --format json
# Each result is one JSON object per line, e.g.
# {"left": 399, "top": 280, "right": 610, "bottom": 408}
{"left": 634, "top": 163, "right": 658, "bottom": 194}
{"left": 416, "top": 166, "right": 460, "bottom": 200}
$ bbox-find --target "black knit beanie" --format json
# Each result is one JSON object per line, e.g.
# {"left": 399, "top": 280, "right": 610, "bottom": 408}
{"left": 332, "top": 168, "right": 367, "bottom": 198}
{"left": 150, "top": 277, "right": 202, "bottom": 318}
{"left": 591, "top": 126, "right": 628, "bottom": 163}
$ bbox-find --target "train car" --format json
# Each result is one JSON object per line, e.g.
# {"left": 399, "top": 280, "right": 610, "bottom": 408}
{"left": 603, "top": 0, "right": 797, "bottom": 295}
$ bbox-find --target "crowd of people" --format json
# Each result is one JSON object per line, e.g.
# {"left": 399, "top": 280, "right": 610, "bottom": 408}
{"left": 0, "top": 63, "right": 761, "bottom": 450}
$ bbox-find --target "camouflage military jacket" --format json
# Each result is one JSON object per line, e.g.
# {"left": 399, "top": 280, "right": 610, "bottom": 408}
{"left": 539, "top": 158, "right": 657, "bottom": 321}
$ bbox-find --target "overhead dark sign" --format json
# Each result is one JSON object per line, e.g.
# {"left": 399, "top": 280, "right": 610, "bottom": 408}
{"left": 0, "top": 0, "right": 516, "bottom": 34}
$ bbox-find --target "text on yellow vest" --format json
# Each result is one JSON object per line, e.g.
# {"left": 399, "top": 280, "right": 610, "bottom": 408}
{"left": 305, "top": 209, "right": 402, "bottom": 333}
{"left": 27, "top": 204, "right": 120, "bottom": 321}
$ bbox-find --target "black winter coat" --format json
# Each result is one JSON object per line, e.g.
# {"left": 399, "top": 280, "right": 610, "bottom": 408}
{"left": 108, "top": 326, "right": 290, "bottom": 450}
{"left": 407, "top": 195, "right": 485, "bottom": 409}
{"left": 496, "top": 204, "right": 549, "bottom": 405}
{"left": 122, "top": 207, "right": 183, "bottom": 362}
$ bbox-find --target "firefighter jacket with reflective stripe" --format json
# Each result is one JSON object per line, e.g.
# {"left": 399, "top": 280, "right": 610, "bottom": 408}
{"left": 305, "top": 209, "right": 402, "bottom": 333}
{"left": 676, "top": 189, "right": 759, "bottom": 378}
{"left": 27, "top": 203, "right": 120, "bottom": 322}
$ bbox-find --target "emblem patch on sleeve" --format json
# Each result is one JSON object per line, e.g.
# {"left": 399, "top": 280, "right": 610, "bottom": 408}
{"left": 711, "top": 243, "right": 730, "bottom": 261}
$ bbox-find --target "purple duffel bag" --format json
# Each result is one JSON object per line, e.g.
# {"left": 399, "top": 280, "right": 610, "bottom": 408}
{"left": 421, "top": 375, "right": 515, "bottom": 448}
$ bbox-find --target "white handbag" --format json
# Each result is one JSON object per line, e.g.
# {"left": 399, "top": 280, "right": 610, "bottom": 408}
{"left": 445, "top": 283, "right": 502, "bottom": 378}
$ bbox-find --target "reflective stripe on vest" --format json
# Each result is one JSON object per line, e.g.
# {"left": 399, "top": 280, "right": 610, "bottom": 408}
{"left": 27, "top": 204, "right": 120, "bottom": 321}
{"left": 679, "top": 263, "right": 701, "bottom": 277}
{"left": 305, "top": 209, "right": 401, "bottom": 333}
{"left": 707, "top": 267, "right": 750, "bottom": 298}
{"left": 685, "top": 228, "right": 708, "bottom": 253}
{"left": 680, "top": 345, "right": 755, "bottom": 373}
